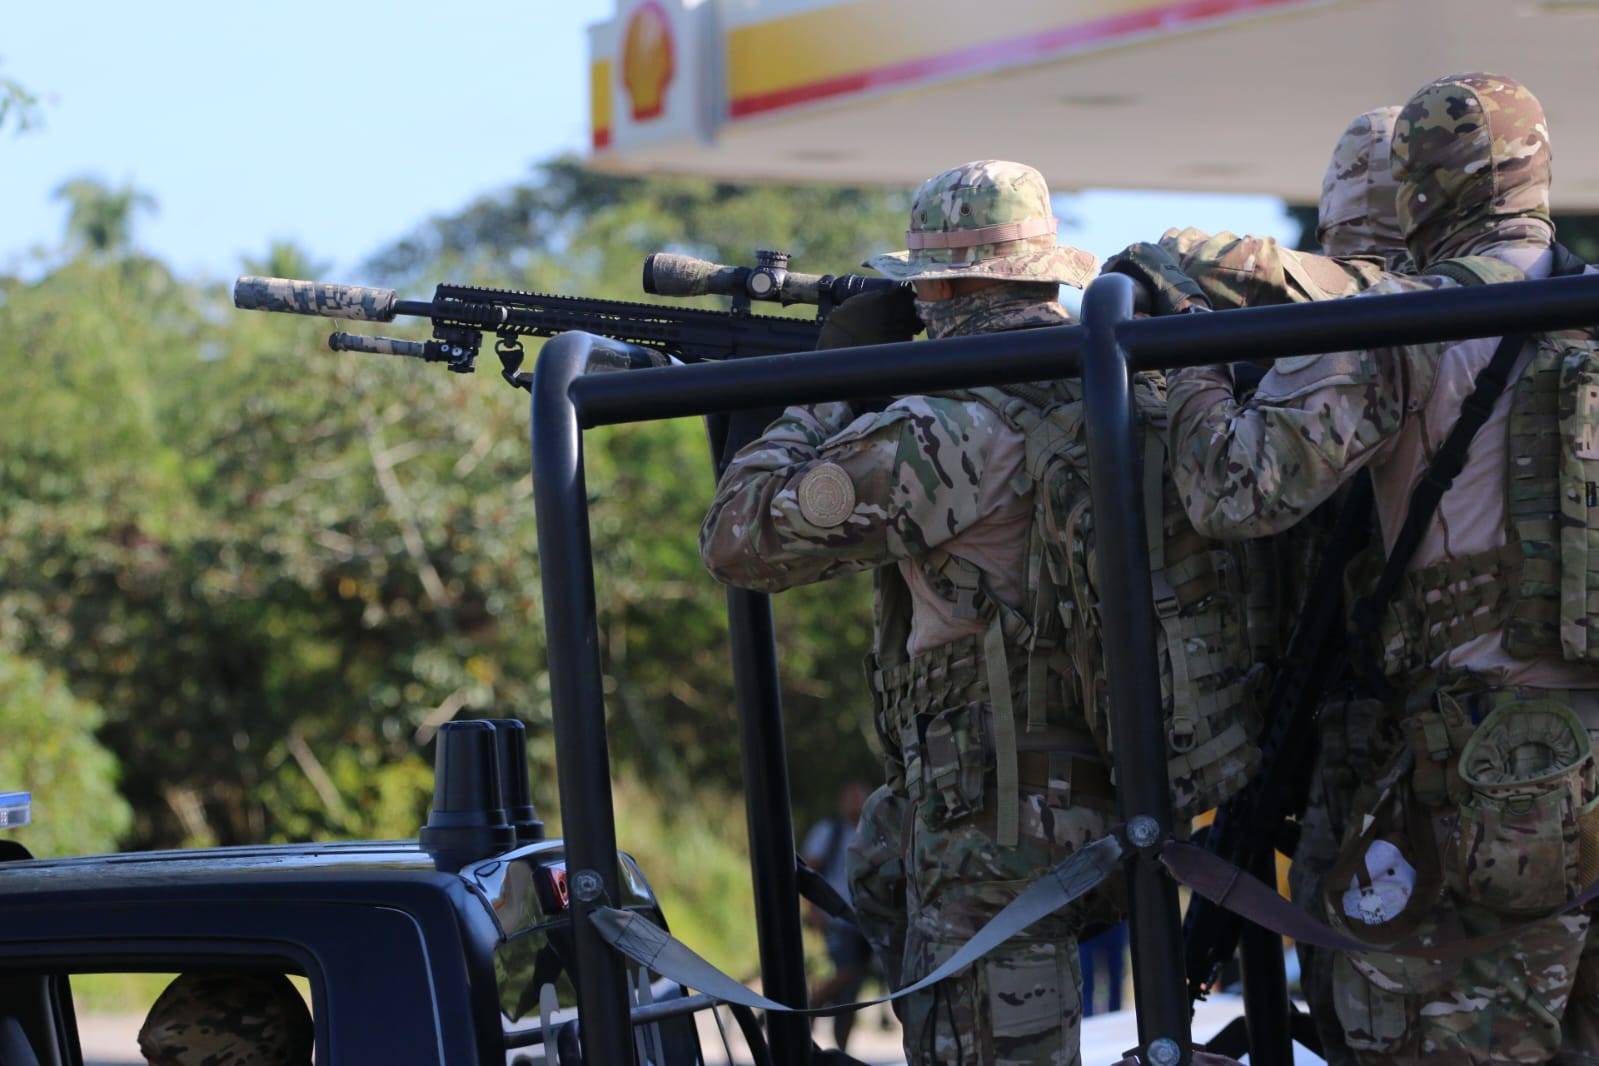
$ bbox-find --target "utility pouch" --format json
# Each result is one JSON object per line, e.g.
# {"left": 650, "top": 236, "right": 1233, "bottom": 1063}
{"left": 1556, "top": 342, "right": 1599, "bottom": 663}
{"left": 1401, "top": 695, "right": 1475, "bottom": 809}
{"left": 1454, "top": 700, "right": 1595, "bottom": 914}
{"left": 1324, "top": 756, "right": 1458, "bottom": 993}
{"left": 913, "top": 703, "right": 991, "bottom": 828}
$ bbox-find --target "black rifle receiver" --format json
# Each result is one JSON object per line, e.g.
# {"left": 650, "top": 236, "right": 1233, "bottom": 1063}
{"left": 234, "top": 263, "right": 864, "bottom": 391}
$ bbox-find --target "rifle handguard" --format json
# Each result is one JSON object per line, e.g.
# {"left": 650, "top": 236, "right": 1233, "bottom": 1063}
{"left": 235, "top": 275, "right": 400, "bottom": 322}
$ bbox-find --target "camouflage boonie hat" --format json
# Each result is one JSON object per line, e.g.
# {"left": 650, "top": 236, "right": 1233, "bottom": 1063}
{"left": 138, "top": 972, "right": 314, "bottom": 1065}
{"left": 1318, "top": 106, "right": 1405, "bottom": 257}
{"left": 1394, "top": 72, "right": 1552, "bottom": 264}
{"left": 867, "top": 160, "right": 1098, "bottom": 287}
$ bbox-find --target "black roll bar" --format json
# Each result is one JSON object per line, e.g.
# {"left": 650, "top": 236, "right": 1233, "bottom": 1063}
{"left": 1079, "top": 275, "right": 1190, "bottom": 1061}
{"left": 532, "top": 271, "right": 1599, "bottom": 1065}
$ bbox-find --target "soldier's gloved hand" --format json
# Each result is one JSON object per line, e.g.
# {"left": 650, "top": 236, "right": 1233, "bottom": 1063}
{"left": 1103, "top": 242, "right": 1212, "bottom": 316}
{"left": 815, "top": 285, "right": 922, "bottom": 350}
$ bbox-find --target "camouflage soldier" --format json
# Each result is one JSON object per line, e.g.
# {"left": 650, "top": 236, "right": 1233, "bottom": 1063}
{"left": 1136, "top": 105, "right": 1407, "bottom": 314}
{"left": 703, "top": 159, "right": 1113, "bottom": 1065}
{"left": 138, "top": 971, "right": 313, "bottom": 1065}
{"left": 1162, "top": 73, "right": 1599, "bottom": 1065}
{"left": 705, "top": 160, "right": 1265, "bottom": 1063}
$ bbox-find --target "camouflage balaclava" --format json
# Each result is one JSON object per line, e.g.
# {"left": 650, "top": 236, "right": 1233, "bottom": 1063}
{"left": 1393, "top": 72, "right": 1553, "bottom": 268}
{"left": 139, "top": 972, "right": 313, "bottom": 1065}
{"left": 1318, "top": 106, "right": 1406, "bottom": 264}
{"left": 914, "top": 281, "right": 1069, "bottom": 340}
{"left": 868, "top": 159, "right": 1097, "bottom": 287}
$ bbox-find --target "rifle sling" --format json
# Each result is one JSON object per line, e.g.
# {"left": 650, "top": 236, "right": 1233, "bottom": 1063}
{"left": 1165, "top": 838, "right": 1599, "bottom": 963}
{"left": 1352, "top": 325, "right": 1529, "bottom": 638}
{"left": 1352, "top": 243, "right": 1593, "bottom": 637}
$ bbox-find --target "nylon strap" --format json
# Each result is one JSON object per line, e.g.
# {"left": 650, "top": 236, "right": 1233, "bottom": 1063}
{"left": 589, "top": 833, "right": 1124, "bottom": 1017}
{"left": 1359, "top": 246, "right": 1590, "bottom": 650}
{"left": 905, "top": 216, "right": 1056, "bottom": 251}
{"left": 1354, "top": 327, "right": 1530, "bottom": 641}
{"left": 985, "top": 614, "right": 1021, "bottom": 847}
{"left": 1164, "top": 839, "right": 1599, "bottom": 963}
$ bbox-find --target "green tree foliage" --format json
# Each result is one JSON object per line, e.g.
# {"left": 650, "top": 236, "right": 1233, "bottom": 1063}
{"left": 0, "top": 63, "right": 41, "bottom": 136}
{"left": 0, "top": 157, "right": 906, "bottom": 858}
{"left": 53, "top": 177, "right": 158, "bottom": 257}
{"left": 0, "top": 650, "right": 131, "bottom": 857}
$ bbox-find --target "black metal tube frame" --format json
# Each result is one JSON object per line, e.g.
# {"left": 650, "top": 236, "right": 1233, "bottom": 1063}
{"left": 532, "top": 272, "right": 1599, "bottom": 1064}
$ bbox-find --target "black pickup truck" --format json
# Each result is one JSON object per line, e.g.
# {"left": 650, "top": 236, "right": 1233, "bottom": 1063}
{"left": 0, "top": 721, "right": 721, "bottom": 1065}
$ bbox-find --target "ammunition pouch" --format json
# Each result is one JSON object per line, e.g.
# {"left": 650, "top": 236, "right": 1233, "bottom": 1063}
{"left": 868, "top": 631, "right": 1110, "bottom": 845}
{"left": 1454, "top": 700, "right": 1598, "bottom": 915}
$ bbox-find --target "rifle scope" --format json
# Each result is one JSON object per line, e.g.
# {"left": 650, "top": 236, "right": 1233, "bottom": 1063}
{"left": 642, "top": 249, "right": 899, "bottom": 310}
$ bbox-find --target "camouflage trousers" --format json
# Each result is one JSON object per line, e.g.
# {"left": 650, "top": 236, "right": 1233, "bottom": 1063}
{"left": 1325, "top": 691, "right": 1599, "bottom": 1065}
{"left": 896, "top": 783, "right": 1119, "bottom": 1065}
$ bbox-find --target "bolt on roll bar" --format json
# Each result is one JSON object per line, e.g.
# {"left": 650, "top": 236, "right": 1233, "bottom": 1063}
{"left": 532, "top": 270, "right": 1599, "bottom": 1065}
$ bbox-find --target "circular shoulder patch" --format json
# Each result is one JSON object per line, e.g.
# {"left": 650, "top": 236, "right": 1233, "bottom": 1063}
{"left": 797, "top": 462, "right": 856, "bottom": 528}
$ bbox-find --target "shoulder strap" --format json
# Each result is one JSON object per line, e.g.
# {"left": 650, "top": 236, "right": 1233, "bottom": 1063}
{"left": 1356, "top": 245, "right": 1588, "bottom": 644}
{"left": 1552, "top": 241, "right": 1590, "bottom": 278}
{"left": 1353, "top": 329, "right": 1530, "bottom": 645}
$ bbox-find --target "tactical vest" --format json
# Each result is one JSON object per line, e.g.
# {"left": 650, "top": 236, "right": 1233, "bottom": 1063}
{"left": 1376, "top": 249, "right": 1599, "bottom": 678}
{"left": 869, "top": 378, "right": 1264, "bottom": 843}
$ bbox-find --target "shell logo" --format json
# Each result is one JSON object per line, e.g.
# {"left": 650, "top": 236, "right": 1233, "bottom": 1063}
{"left": 621, "top": 0, "right": 675, "bottom": 122}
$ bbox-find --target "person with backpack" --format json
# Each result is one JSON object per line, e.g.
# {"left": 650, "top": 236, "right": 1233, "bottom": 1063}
{"left": 1149, "top": 73, "right": 1599, "bottom": 1065}
{"left": 702, "top": 159, "right": 1263, "bottom": 1065}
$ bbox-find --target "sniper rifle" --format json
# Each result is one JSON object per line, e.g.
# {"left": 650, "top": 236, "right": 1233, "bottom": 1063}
{"left": 232, "top": 249, "right": 899, "bottom": 390}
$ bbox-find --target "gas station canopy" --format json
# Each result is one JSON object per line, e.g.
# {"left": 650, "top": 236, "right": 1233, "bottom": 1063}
{"left": 588, "top": 0, "right": 1599, "bottom": 207}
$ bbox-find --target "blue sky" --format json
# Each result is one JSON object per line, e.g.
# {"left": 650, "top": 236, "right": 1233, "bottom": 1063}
{"left": 1, "top": 1, "right": 1297, "bottom": 283}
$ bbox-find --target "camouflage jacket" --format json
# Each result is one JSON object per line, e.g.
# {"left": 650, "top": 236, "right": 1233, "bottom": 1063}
{"left": 1158, "top": 226, "right": 1393, "bottom": 310}
{"left": 1168, "top": 268, "right": 1483, "bottom": 542}
{"left": 701, "top": 394, "right": 1030, "bottom": 657}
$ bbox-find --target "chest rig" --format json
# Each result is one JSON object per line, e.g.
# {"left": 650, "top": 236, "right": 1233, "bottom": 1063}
{"left": 1375, "top": 247, "right": 1599, "bottom": 678}
{"left": 868, "top": 377, "right": 1264, "bottom": 848}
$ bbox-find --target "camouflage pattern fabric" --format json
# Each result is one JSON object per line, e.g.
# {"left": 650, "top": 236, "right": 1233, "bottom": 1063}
{"left": 914, "top": 281, "right": 1068, "bottom": 341}
{"left": 1154, "top": 105, "right": 1409, "bottom": 312}
{"left": 1167, "top": 73, "right": 1597, "bottom": 1064}
{"left": 1157, "top": 226, "right": 1391, "bottom": 310}
{"left": 867, "top": 160, "right": 1098, "bottom": 288}
{"left": 138, "top": 972, "right": 313, "bottom": 1065}
{"left": 703, "top": 280, "right": 1112, "bottom": 1063}
{"left": 1394, "top": 72, "right": 1552, "bottom": 267}
{"left": 233, "top": 275, "right": 398, "bottom": 322}
{"left": 848, "top": 783, "right": 910, "bottom": 989}
{"left": 1319, "top": 106, "right": 1406, "bottom": 261}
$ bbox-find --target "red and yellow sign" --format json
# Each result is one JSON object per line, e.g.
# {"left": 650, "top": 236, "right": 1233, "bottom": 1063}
{"left": 725, "top": 0, "right": 1321, "bottom": 120}
{"left": 590, "top": 57, "right": 613, "bottom": 150}
{"left": 621, "top": 0, "right": 676, "bottom": 122}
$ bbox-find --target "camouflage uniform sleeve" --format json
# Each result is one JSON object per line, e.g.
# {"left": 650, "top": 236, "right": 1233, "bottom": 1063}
{"left": 701, "top": 396, "right": 995, "bottom": 592}
{"left": 1168, "top": 274, "right": 1448, "bottom": 539}
{"left": 1158, "top": 226, "right": 1389, "bottom": 309}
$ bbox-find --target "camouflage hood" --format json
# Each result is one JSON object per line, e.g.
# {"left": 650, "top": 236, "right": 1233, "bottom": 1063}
{"left": 1318, "top": 105, "right": 1406, "bottom": 262}
{"left": 1394, "top": 72, "right": 1552, "bottom": 268}
{"left": 868, "top": 159, "right": 1098, "bottom": 287}
{"left": 138, "top": 972, "right": 314, "bottom": 1065}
